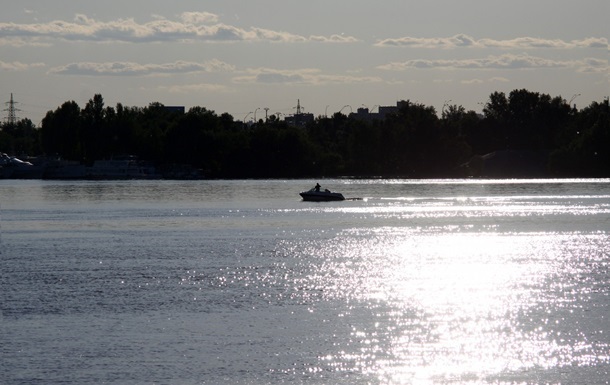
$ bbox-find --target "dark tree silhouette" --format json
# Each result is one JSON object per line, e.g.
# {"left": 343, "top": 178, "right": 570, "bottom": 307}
{"left": 1, "top": 90, "right": 606, "bottom": 178}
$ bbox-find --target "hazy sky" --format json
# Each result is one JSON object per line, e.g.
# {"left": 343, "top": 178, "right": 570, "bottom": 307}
{"left": 1, "top": 0, "right": 608, "bottom": 125}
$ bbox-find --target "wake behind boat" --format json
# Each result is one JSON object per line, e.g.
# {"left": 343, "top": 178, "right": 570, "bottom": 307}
{"left": 300, "top": 184, "right": 345, "bottom": 201}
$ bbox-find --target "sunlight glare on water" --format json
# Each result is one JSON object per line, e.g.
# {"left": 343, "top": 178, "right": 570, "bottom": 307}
{"left": 289, "top": 185, "right": 610, "bottom": 384}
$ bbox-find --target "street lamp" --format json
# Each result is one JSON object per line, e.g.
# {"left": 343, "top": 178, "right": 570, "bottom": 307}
{"left": 339, "top": 105, "right": 352, "bottom": 114}
{"left": 569, "top": 93, "right": 580, "bottom": 106}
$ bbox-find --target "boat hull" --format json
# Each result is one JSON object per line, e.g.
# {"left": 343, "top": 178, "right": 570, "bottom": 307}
{"left": 299, "top": 191, "right": 345, "bottom": 201}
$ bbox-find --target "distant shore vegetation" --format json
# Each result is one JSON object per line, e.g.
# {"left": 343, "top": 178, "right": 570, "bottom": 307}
{"left": 1, "top": 89, "right": 609, "bottom": 178}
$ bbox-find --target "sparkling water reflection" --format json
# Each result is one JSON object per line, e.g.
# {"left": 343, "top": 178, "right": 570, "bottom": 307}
{"left": 1, "top": 179, "right": 609, "bottom": 384}
{"left": 303, "top": 230, "right": 609, "bottom": 384}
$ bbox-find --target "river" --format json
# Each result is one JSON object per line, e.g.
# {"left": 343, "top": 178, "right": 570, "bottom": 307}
{"left": 1, "top": 179, "right": 609, "bottom": 384}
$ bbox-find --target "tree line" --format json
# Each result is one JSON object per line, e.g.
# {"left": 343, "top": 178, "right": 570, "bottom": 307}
{"left": 1, "top": 89, "right": 608, "bottom": 178}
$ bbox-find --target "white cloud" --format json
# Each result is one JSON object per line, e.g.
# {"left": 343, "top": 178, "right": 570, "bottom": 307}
{"left": 48, "top": 59, "right": 235, "bottom": 76}
{"left": 0, "top": 13, "right": 357, "bottom": 45}
{"left": 310, "top": 34, "right": 360, "bottom": 43}
{"left": 377, "top": 54, "right": 602, "bottom": 71}
{"left": 163, "top": 83, "right": 228, "bottom": 93}
{"left": 575, "top": 58, "right": 609, "bottom": 73}
{"left": 489, "top": 77, "right": 510, "bottom": 83}
{"left": 0, "top": 60, "right": 44, "bottom": 71}
{"left": 461, "top": 79, "right": 484, "bottom": 84}
{"left": 375, "top": 34, "right": 608, "bottom": 50}
{"left": 250, "top": 27, "right": 307, "bottom": 43}
{"left": 179, "top": 12, "right": 219, "bottom": 25}
{"left": 376, "top": 34, "right": 477, "bottom": 49}
{"left": 456, "top": 77, "right": 510, "bottom": 85}
{"left": 0, "top": 36, "right": 50, "bottom": 47}
{"left": 234, "top": 68, "right": 383, "bottom": 85}
{"left": 256, "top": 72, "right": 307, "bottom": 84}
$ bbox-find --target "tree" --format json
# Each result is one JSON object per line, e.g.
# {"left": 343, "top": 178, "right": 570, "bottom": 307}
{"left": 387, "top": 100, "right": 439, "bottom": 176}
{"left": 439, "top": 104, "right": 475, "bottom": 174}
{"left": 81, "top": 94, "right": 108, "bottom": 162}
{"left": 10, "top": 89, "right": 610, "bottom": 178}
{"left": 41, "top": 101, "right": 82, "bottom": 160}
{"left": 0, "top": 118, "right": 40, "bottom": 155}
{"left": 483, "top": 91, "right": 509, "bottom": 120}
{"left": 551, "top": 99, "right": 610, "bottom": 176}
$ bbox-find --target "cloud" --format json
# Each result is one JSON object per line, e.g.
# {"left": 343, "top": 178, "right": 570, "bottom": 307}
{"left": 179, "top": 12, "right": 219, "bottom": 25}
{"left": 377, "top": 53, "right": 600, "bottom": 71}
{"left": 234, "top": 68, "right": 383, "bottom": 85}
{"left": 489, "top": 77, "right": 510, "bottom": 83}
{"left": 48, "top": 59, "right": 235, "bottom": 76}
{"left": 0, "top": 60, "right": 44, "bottom": 71}
{"left": 249, "top": 27, "right": 307, "bottom": 43}
{"left": 0, "top": 12, "right": 357, "bottom": 45}
{"left": 375, "top": 34, "right": 608, "bottom": 50}
{"left": 576, "top": 58, "right": 609, "bottom": 73}
{"left": 460, "top": 77, "right": 509, "bottom": 85}
{"left": 461, "top": 79, "right": 484, "bottom": 85}
{"left": 256, "top": 72, "right": 306, "bottom": 84}
{"left": 0, "top": 36, "right": 50, "bottom": 47}
{"left": 376, "top": 34, "right": 477, "bottom": 49}
{"left": 162, "top": 83, "right": 228, "bottom": 93}
{"left": 310, "top": 34, "right": 360, "bottom": 43}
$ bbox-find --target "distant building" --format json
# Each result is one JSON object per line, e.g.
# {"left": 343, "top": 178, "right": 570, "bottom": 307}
{"left": 285, "top": 112, "right": 315, "bottom": 127}
{"left": 347, "top": 101, "right": 405, "bottom": 121}
{"left": 378, "top": 101, "right": 406, "bottom": 118}
{"left": 285, "top": 99, "right": 315, "bottom": 127}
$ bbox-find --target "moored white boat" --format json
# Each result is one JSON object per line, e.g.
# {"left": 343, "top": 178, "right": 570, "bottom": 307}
{"left": 0, "top": 153, "right": 45, "bottom": 179}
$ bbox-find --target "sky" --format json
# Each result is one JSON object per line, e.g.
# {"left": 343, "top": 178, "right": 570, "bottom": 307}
{"left": 1, "top": 0, "right": 608, "bottom": 125}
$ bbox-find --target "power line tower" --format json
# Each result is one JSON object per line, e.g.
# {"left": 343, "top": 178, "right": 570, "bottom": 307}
{"left": 4, "top": 93, "right": 20, "bottom": 125}
{"left": 295, "top": 99, "right": 303, "bottom": 115}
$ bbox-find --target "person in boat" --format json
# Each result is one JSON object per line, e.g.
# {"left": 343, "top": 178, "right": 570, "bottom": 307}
{"left": 314, "top": 183, "right": 321, "bottom": 192}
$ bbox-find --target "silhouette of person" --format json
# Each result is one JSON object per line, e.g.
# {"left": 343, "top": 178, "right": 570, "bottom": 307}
{"left": 314, "top": 183, "right": 321, "bottom": 192}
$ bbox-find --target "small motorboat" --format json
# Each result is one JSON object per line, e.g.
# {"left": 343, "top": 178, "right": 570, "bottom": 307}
{"left": 299, "top": 187, "right": 345, "bottom": 202}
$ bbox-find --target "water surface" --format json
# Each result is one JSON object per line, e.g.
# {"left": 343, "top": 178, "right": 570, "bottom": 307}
{"left": 1, "top": 179, "right": 609, "bottom": 384}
